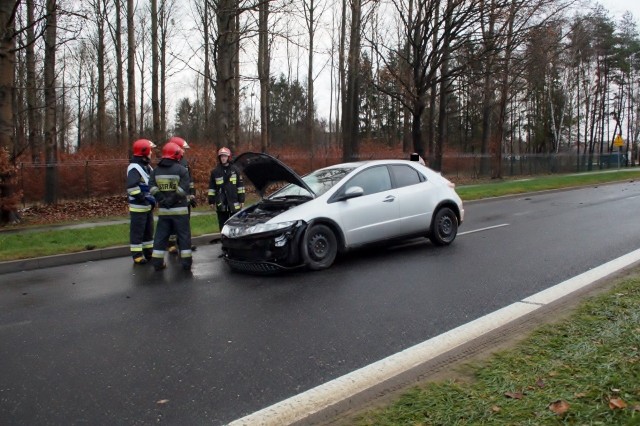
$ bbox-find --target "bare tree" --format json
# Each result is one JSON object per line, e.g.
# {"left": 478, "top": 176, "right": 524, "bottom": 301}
{"left": 342, "top": 0, "right": 362, "bottom": 161}
{"left": 158, "top": 0, "right": 178, "bottom": 141}
{"left": 88, "top": 0, "right": 107, "bottom": 145}
{"left": 214, "top": 0, "right": 239, "bottom": 150}
{"left": 127, "top": 0, "right": 137, "bottom": 143}
{"left": 151, "top": 0, "right": 160, "bottom": 143}
{"left": 194, "top": 0, "right": 212, "bottom": 141}
{"left": 25, "top": 0, "right": 41, "bottom": 162}
{"left": 108, "top": 0, "right": 127, "bottom": 148}
{"left": 257, "top": 0, "right": 269, "bottom": 152}
{"left": 43, "top": 0, "right": 57, "bottom": 203}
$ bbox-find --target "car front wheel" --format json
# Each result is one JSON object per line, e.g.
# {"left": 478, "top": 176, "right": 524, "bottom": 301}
{"left": 301, "top": 224, "right": 337, "bottom": 270}
{"left": 429, "top": 207, "right": 458, "bottom": 246}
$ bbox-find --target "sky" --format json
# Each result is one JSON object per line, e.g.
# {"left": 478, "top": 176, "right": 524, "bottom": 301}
{"left": 597, "top": 0, "right": 640, "bottom": 22}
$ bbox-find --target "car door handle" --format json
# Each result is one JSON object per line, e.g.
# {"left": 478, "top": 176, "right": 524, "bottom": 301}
{"left": 383, "top": 195, "right": 395, "bottom": 202}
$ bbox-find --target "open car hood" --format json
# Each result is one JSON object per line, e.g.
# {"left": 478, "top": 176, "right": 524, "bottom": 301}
{"left": 233, "top": 152, "right": 315, "bottom": 198}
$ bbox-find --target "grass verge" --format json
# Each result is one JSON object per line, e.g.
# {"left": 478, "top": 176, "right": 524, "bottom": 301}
{"left": 349, "top": 275, "right": 640, "bottom": 425}
{"left": 456, "top": 169, "right": 640, "bottom": 200}
{"left": 0, "top": 213, "right": 218, "bottom": 261}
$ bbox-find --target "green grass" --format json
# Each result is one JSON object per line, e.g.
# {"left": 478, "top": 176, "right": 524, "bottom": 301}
{"left": 0, "top": 213, "right": 219, "bottom": 261}
{"left": 350, "top": 277, "right": 640, "bottom": 425}
{"left": 456, "top": 169, "right": 640, "bottom": 200}
{"left": 2, "top": 170, "right": 640, "bottom": 262}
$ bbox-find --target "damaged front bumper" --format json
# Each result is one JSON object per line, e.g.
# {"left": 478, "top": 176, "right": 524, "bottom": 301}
{"left": 221, "top": 221, "right": 307, "bottom": 273}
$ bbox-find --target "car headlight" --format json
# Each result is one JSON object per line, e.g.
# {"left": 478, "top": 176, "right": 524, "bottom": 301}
{"left": 222, "top": 221, "right": 298, "bottom": 238}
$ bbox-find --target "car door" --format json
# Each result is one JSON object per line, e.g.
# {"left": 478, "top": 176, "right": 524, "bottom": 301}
{"left": 334, "top": 165, "right": 399, "bottom": 246}
{"left": 389, "top": 164, "right": 437, "bottom": 235}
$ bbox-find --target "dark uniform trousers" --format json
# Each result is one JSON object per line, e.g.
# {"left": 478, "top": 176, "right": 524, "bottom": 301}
{"left": 130, "top": 211, "right": 154, "bottom": 259}
{"left": 152, "top": 214, "right": 192, "bottom": 269}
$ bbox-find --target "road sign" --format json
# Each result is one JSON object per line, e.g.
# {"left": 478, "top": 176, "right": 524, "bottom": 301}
{"left": 614, "top": 134, "right": 624, "bottom": 147}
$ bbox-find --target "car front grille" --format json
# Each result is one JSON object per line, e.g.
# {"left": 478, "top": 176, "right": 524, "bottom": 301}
{"left": 224, "top": 257, "right": 294, "bottom": 274}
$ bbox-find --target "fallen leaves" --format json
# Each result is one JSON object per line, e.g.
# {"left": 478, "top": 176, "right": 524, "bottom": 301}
{"left": 608, "top": 398, "right": 627, "bottom": 410}
{"left": 504, "top": 391, "right": 523, "bottom": 400}
{"left": 548, "top": 399, "right": 570, "bottom": 415}
{"left": 18, "top": 196, "right": 129, "bottom": 225}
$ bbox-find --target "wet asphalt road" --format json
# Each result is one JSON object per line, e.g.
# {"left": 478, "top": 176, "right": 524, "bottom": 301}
{"left": 2, "top": 181, "right": 640, "bottom": 425}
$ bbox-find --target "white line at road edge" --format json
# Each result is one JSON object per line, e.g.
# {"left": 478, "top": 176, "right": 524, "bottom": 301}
{"left": 229, "top": 247, "right": 640, "bottom": 426}
{"left": 459, "top": 223, "right": 510, "bottom": 235}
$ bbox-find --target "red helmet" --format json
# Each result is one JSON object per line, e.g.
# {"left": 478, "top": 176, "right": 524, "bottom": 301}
{"left": 162, "top": 142, "right": 184, "bottom": 161}
{"left": 132, "top": 139, "right": 156, "bottom": 157}
{"left": 218, "top": 147, "right": 231, "bottom": 158}
{"left": 167, "top": 136, "right": 189, "bottom": 149}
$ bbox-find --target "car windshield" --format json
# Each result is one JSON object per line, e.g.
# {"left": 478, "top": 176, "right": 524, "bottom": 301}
{"left": 269, "top": 166, "right": 356, "bottom": 198}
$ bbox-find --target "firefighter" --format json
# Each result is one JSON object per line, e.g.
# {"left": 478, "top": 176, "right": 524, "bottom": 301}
{"left": 126, "top": 139, "right": 157, "bottom": 265}
{"left": 149, "top": 142, "right": 193, "bottom": 271}
{"left": 208, "top": 147, "right": 245, "bottom": 231}
{"left": 165, "top": 136, "right": 196, "bottom": 254}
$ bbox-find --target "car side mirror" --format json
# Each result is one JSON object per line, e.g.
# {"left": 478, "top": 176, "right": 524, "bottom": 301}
{"left": 338, "top": 186, "right": 364, "bottom": 201}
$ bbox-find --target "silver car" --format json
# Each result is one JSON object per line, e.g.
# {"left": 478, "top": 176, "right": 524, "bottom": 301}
{"left": 220, "top": 152, "right": 464, "bottom": 273}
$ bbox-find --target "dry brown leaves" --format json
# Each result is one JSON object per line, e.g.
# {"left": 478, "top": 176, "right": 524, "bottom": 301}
{"left": 18, "top": 196, "right": 129, "bottom": 225}
{"left": 548, "top": 399, "right": 570, "bottom": 415}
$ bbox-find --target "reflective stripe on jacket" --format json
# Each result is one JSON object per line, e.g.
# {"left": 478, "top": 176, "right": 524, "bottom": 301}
{"left": 149, "top": 158, "right": 191, "bottom": 215}
{"left": 207, "top": 163, "right": 245, "bottom": 212}
{"left": 126, "top": 159, "right": 153, "bottom": 213}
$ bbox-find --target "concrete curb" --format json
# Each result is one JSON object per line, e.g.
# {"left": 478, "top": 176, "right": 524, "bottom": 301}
{"left": 0, "top": 233, "right": 221, "bottom": 275}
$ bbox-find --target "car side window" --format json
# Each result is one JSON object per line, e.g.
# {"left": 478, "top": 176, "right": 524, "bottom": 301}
{"left": 346, "top": 166, "right": 392, "bottom": 196}
{"left": 390, "top": 165, "right": 423, "bottom": 188}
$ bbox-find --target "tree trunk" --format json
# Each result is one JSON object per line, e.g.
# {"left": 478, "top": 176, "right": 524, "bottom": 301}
{"left": 26, "top": 0, "right": 40, "bottom": 162}
{"left": 127, "top": 0, "right": 137, "bottom": 144}
{"left": 202, "top": 0, "right": 211, "bottom": 142}
{"left": 96, "top": 1, "right": 106, "bottom": 146}
{"left": 0, "top": 0, "right": 20, "bottom": 224}
{"left": 258, "top": 0, "right": 269, "bottom": 152}
{"left": 342, "top": 0, "right": 362, "bottom": 162}
{"left": 491, "top": 0, "right": 517, "bottom": 179}
{"left": 434, "top": 2, "right": 453, "bottom": 172}
{"left": 114, "top": 0, "right": 127, "bottom": 148}
{"left": 402, "top": 0, "right": 413, "bottom": 154}
{"left": 306, "top": 0, "right": 315, "bottom": 166}
{"left": 233, "top": 12, "right": 240, "bottom": 150}
{"left": 427, "top": 3, "right": 440, "bottom": 162}
{"left": 479, "top": 0, "right": 496, "bottom": 176}
{"left": 151, "top": 0, "right": 161, "bottom": 144}
{"left": 214, "top": 0, "right": 237, "bottom": 150}
{"left": 337, "top": 0, "right": 346, "bottom": 135}
{"left": 160, "top": 0, "right": 168, "bottom": 141}
{"left": 44, "top": 0, "right": 57, "bottom": 204}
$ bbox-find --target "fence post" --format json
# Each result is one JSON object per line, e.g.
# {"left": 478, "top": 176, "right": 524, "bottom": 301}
{"left": 85, "top": 161, "right": 90, "bottom": 197}
{"left": 20, "top": 163, "right": 25, "bottom": 207}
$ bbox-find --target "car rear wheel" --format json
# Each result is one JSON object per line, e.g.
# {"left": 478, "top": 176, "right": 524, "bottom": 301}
{"left": 429, "top": 207, "right": 458, "bottom": 246}
{"left": 302, "top": 224, "right": 337, "bottom": 270}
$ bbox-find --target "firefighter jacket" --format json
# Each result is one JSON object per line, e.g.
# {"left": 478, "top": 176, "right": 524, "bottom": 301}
{"left": 126, "top": 157, "right": 154, "bottom": 213}
{"left": 149, "top": 158, "right": 191, "bottom": 216}
{"left": 208, "top": 163, "right": 245, "bottom": 212}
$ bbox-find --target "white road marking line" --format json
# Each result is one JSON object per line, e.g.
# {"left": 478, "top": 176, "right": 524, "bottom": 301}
{"left": 229, "top": 246, "right": 640, "bottom": 426}
{"left": 0, "top": 320, "right": 32, "bottom": 330}
{"left": 459, "top": 223, "right": 510, "bottom": 236}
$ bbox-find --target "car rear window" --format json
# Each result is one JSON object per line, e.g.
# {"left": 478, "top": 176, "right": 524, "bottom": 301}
{"left": 390, "top": 164, "right": 423, "bottom": 188}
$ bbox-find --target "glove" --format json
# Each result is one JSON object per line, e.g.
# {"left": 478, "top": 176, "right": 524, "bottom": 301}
{"left": 189, "top": 196, "right": 197, "bottom": 208}
{"left": 160, "top": 193, "right": 177, "bottom": 209}
{"left": 145, "top": 195, "right": 156, "bottom": 207}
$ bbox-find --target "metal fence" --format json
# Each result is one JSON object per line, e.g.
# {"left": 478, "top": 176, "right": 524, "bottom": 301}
{"left": 16, "top": 151, "right": 635, "bottom": 205}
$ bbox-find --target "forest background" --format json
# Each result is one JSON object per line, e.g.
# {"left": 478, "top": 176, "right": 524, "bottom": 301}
{"left": 0, "top": 0, "right": 639, "bottom": 225}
